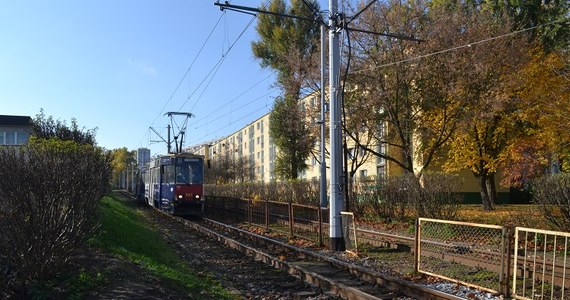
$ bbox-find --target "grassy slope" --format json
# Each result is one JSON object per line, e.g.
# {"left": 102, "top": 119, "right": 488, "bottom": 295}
{"left": 30, "top": 193, "right": 234, "bottom": 299}
{"left": 88, "top": 193, "right": 235, "bottom": 299}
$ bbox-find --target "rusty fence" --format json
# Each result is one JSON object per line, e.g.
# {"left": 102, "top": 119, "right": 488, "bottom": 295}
{"left": 512, "top": 227, "right": 570, "bottom": 300}
{"left": 416, "top": 218, "right": 508, "bottom": 294}
{"left": 205, "top": 196, "right": 329, "bottom": 246}
{"left": 206, "top": 197, "right": 570, "bottom": 299}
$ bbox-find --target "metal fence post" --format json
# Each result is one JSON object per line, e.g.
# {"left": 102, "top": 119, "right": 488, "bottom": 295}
{"left": 247, "top": 198, "right": 251, "bottom": 223}
{"left": 289, "top": 201, "right": 294, "bottom": 237}
{"left": 265, "top": 198, "right": 269, "bottom": 231}
{"left": 503, "top": 226, "right": 514, "bottom": 297}
{"left": 318, "top": 205, "right": 323, "bottom": 247}
{"left": 414, "top": 218, "right": 420, "bottom": 273}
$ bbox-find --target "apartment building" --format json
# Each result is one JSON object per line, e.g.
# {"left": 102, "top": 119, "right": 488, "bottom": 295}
{"left": 187, "top": 92, "right": 512, "bottom": 203}
{"left": 189, "top": 92, "right": 385, "bottom": 183}
{"left": 0, "top": 115, "right": 32, "bottom": 146}
{"left": 136, "top": 147, "right": 151, "bottom": 171}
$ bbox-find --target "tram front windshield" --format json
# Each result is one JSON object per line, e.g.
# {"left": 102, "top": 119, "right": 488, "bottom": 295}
{"left": 175, "top": 161, "right": 203, "bottom": 184}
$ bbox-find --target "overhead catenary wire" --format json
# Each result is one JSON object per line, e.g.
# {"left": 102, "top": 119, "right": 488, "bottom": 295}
{"left": 349, "top": 19, "right": 564, "bottom": 74}
{"left": 176, "top": 14, "right": 257, "bottom": 113}
{"left": 192, "top": 89, "right": 275, "bottom": 130}
{"left": 139, "top": 1, "right": 269, "bottom": 150}
{"left": 193, "top": 105, "right": 270, "bottom": 142}
{"left": 138, "top": 12, "right": 226, "bottom": 147}
{"left": 189, "top": 74, "right": 275, "bottom": 124}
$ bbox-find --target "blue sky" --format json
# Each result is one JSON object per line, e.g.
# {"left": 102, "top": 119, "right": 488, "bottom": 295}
{"left": 1, "top": 0, "right": 312, "bottom": 155}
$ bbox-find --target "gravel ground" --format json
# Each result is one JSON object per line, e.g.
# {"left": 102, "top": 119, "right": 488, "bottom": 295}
{"left": 88, "top": 196, "right": 502, "bottom": 300}
{"left": 139, "top": 205, "right": 336, "bottom": 300}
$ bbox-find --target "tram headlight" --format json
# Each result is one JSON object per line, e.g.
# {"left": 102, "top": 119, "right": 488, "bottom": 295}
{"left": 195, "top": 194, "right": 200, "bottom": 199}
{"left": 177, "top": 194, "right": 183, "bottom": 200}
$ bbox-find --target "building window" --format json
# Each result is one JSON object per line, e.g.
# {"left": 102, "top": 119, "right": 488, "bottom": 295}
{"left": 5, "top": 132, "right": 16, "bottom": 145}
{"left": 17, "top": 132, "right": 28, "bottom": 144}
{"left": 360, "top": 169, "right": 368, "bottom": 180}
{"left": 0, "top": 131, "right": 29, "bottom": 145}
{"left": 377, "top": 165, "right": 386, "bottom": 181}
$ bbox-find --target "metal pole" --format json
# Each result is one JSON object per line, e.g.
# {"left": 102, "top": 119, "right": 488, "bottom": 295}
{"left": 329, "top": 0, "right": 345, "bottom": 251}
{"left": 167, "top": 124, "right": 172, "bottom": 154}
{"left": 320, "top": 23, "right": 327, "bottom": 209}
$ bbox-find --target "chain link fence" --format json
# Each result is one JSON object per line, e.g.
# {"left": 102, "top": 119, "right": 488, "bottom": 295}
{"left": 207, "top": 198, "right": 570, "bottom": 299}
{"left": 417, "top": 218, "right": 508, "bottom": 294}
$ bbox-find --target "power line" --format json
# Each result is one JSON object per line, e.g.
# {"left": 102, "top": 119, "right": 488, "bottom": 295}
{"left": 176, "top": 15, "right": 257, "bottom": 113}
{"left": 193, "top": 105, "right": 270, "bottom": 142}
{"left": 191, "top": 89, "right": 275, "bottom": 129}
{"left": 350, "top": 20, "right": 563, "bottom": 74}
{"left": 151, "top": 13, "right": 225, "bottom": 128}
{"left": 138, "top": 12, "right": 226, "bottom": 147}
{"left": 190, "top": 74, "right": 275, "bottom": 124}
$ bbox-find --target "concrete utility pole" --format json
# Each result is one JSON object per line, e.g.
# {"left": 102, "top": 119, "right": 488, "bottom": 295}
{"left": 213, "top": 0, "right": 421, "bottom": 251}
{"left": 328, "top": 0, "right": 345, "bottom": 251}
{"left": 319, "top": 23, "right": 327, "bottom": 209}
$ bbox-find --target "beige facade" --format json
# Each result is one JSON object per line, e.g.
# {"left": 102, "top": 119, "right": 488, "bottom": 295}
{"left": 188, "top": 92, "right": 512, "bottom": 203}
{"left": 190, "top": 114, "right": 276, "bottom": 182}
{"left": 188, "top": 93, "right": 387, "bottom": 183}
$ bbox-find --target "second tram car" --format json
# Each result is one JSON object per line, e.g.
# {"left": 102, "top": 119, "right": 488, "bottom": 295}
{"left": 144, "top": 153, "right": 205, "bottom": 216}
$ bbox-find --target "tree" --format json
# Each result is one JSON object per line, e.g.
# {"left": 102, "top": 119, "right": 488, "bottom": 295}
{"left": 269, "top": 95, "right": 313, "bottom": 179}
{"left": 32, "top": 109, "right": 97, "bottom": 145}
{"left": 109, "top": 147, "right": 136, "bottom": 189}
{"left": 252, "top": 0, "right": 320, "bottom": 180}
{"left": 347, "top": 0, "right": 461, "bottom": 178}
{"left": 434, "top": 6, "right": 532, "bottom": 210}
{"left": 341, "top": 89, "right": 376, "bottom": 204}
{"left": 487, "top": 0, "right": 569, "bottom": 51}
{"left": 205, "top": 153, "right": 255, "bottom": 184}
{"left": 501, "top": 50, "right": 570, "bottom": 188}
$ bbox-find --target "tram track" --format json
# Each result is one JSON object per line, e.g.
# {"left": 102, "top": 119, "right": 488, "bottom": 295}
{"left": 169, "top": 212, "right": 467, "bottom": 300}
{"left": 121, "top": 191, "right": 505, "bottom": 299}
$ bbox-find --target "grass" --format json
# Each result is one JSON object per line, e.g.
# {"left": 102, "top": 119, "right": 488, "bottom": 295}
{"left": 87, "top": 193, "right": 236, "bottom": 299}
{"left": 29, "top": 268, "right": 107, "bottom": 300}
{"left": 31, "top": 193, "right": 236, "bottom": 299}
{"left": 456, "top": 204, "right": 549, "bottom": 229}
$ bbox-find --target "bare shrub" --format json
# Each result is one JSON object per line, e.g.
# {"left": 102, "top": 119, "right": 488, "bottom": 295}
{"left": 351, "top": 181, "right": 385, "bottom": 218}
{"left": 0, "top": 139, "right": 111, "bottom": 296}
{"left": 352, "top": 173, "right": 462, "bottom": 221}
{"left": 206, "top": 180, "right": 320, "bottom": 205}
{"left": 381, "top": 174, "right": 417, "bottom": 222}
{"left": 417, "top": 172, "right": 462, "bottom": 220}
{"left": 532, "top": 174, "right": 570, "bottom": 231}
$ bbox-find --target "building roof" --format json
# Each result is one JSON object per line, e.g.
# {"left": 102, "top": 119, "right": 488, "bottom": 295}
{"left": 0, "top": 115, "right": 32, "bottom": 126}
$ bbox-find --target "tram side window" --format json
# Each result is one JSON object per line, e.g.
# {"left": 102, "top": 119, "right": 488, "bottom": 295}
{"left": 163, "top": 165, "right": 175, "bottom": 183}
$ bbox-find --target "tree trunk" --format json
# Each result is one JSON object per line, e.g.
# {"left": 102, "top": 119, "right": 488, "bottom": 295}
{"left": 479, "top": 173, "right": 494, "bottom": 211}
{"left": 291, "top": 153, "right": 298, "bottom": 180}
{"left": 487, "top": 172, "right": 498, "bottom": 206}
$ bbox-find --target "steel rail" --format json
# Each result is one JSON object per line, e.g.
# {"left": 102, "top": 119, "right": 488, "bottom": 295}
{"left": 200, "top": 217, "right": 465, "bottom": 300}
